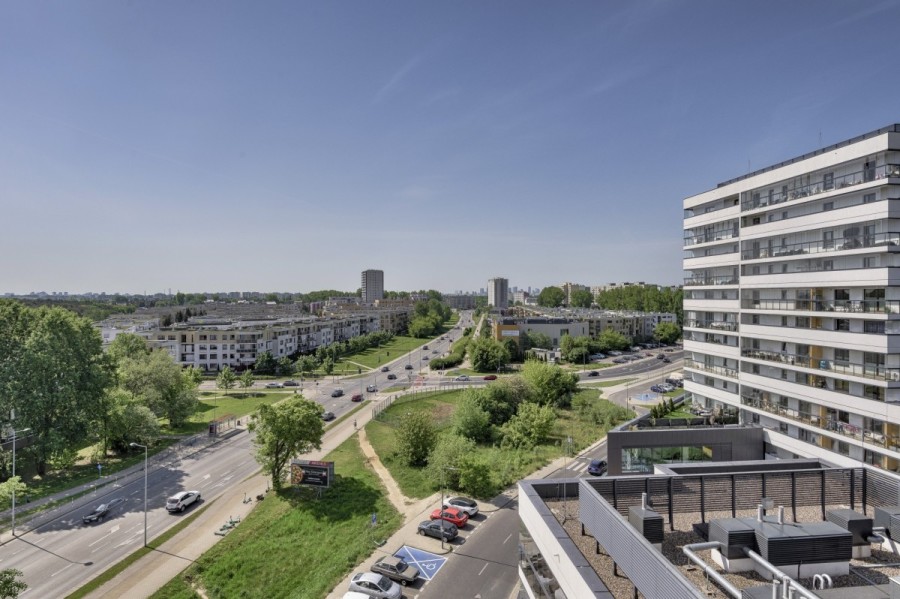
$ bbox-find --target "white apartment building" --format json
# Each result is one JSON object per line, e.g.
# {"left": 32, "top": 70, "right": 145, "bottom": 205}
{"left": 683, "top": 124, "right": 900, "bottom": 473}
{"left": 488, "top": 277, "right": 509, "bottom": 309}
{"left": 361, "top": 269, "right": 384, "bottom": 304}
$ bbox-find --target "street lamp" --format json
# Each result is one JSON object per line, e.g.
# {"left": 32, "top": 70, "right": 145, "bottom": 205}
{"left": 130, "top": 442, "right": 148, "bottom": 547}
{"left": 440, "top": 466, "right": 460, "bottom": 550}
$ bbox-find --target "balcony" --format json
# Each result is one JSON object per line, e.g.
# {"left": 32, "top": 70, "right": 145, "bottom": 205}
{"left": 741, "top": 232, "right": 900, "bottom": 261}
{"left": 741, "top": 395, "right": 900, "bottom": 451}
{"left": 684, "top": 275, "right": 739, "bottom": 287}
{"left": 684, "top": 319, "right": 738, "bottom": 332}
{"left": 741, "top": 164, "right": 900, "bottom": 212}
{"left": 683, "top": 228, "right": 739, "bottom": 247}
{"left": 684, "top": 359, "right": 739, "bottom": 379}
{"left": 741, "top": 298, "right": 900, "bottom": 315}
{"left": 741, "top": 348, "right": 896, "bottom": 382}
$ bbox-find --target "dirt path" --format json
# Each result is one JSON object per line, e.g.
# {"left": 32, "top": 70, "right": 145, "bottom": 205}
{"left": 356, "top": 428, "right": 425, "bottom": 522}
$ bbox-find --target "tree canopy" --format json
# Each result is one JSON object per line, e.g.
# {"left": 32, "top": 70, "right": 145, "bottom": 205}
{"left": 468, "top": 337, "right": 511, "bottom": 373}
{"left": 569, "top": 288, "right": 594, "bottom": 308}
{"left": 250, "top": 396, "right": 324, "bottom": 489}
{"left": 537, "top": 286, "right": 566, "bottom": 307}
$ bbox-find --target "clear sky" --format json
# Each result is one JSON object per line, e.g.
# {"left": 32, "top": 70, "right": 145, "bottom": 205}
{"left": 3, "top": 1, "right": 899, "bottom": 295}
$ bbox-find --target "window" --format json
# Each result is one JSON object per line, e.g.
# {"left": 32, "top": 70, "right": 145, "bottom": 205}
{"left": 864, "top": 257, "right": 877, "bottom": 268}
{"left": 864, "top": 321, "right": 885, "bottom": 334}
{"left": 823, "top": 201, "right": 834, "bottom": 211}
{"left": 824, "top": 260, "right": 833, "bottom": 271}
{"left": 834, "top": 348, "right": 850, "bottom": 364}
{"left": 823, "top": 231, "right": 834, "bottom": 249}
{"left": 835, "top": 319, "right": 850, "bottom": 331}
{"left": 864, "top": 192, "right": 876, "bottom": 204}
{"left": 824, "top": 172, "right": 834, "bottom": 190}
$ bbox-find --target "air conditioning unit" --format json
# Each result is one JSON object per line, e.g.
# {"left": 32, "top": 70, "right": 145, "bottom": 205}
{"left": 891, "top": 371, "right": 900, "bottom": 382}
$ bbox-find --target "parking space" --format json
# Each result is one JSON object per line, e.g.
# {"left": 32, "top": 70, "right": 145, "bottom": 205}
{"left": 394, "top": 546, "right": 447, "bottom": 582}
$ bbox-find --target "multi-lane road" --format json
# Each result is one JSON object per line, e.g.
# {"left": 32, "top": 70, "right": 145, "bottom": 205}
{"left": 4, "top": 431, "right": 258, "bottom": 597}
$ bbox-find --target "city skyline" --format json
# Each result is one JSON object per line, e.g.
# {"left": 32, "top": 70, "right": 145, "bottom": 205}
{"left": 3, "top": 2, "right": 900, "bottom": 294}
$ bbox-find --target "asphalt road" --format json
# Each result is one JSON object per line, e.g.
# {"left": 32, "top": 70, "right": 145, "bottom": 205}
{"left": 4, "top": 431, "right": 258, "bottom": 597}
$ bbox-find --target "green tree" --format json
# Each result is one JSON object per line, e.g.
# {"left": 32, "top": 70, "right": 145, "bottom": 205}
{"left": 537, "top": 286, "right": 566, "bottom": 308}
{"left": 523, "top": 330, "right": 552, "bottom": 350}
{"left": 322, "top": 357, "right": 334, "bottom": 376}
{"left": 469, "top": 337, "right": 511, "bottom": 373}
{"left": 0, "top": 301, "right": 112, "bottom": 475}
{"left": 521, "top": 361, "right": 579, "bottom": 407}
{"left": 395, "top": 411, "right": 437, "bottom": 467}
{"left": 216, "top": 366, "right": 237, "bottom": 396}
{"left": 118, "top": 350, "right": 199, "bottom": 427}
{"left": 595, "top": 328, "right": 631, "bottom": 352}
{"left": 0, "top": 568, "right": 27, "bottom": 599}
{"left": 653, "top": 322, "right": 681, "bottom": 344}
{"left": 427, "top": 434, "right": 476, "bottom": 490}
{"left": 0, "top": 478, "right": 26, "bottom": 509}
{"left": 452, "top": 396, "right": 492, "bottom": 442}
{"left": 254, "top": 351, "right": 276, "bottom": 375}
{"left": 276, "top": 356, "right": 295, "bottom": 377}
{"left": 499, "top": 402, "right": 556, "bottom": 449}
{"left": 470, "top": 377, "right": 531, "bottom": 426}
{"left": 458, "top": 456, "right": 495, "bottom": 498}
{"left": 106, "top": 391, "right": 160, "bottom": 452}
{"left": 185, "top": 366, "right": 203, "bottom": 387}
{"left": 250, "top": 396, "right": 324, "bottom": 490}
{"left": 240, "top": 370, "right": 255, "bottom": 393}
{"left": 297, "top": 355, "right": 319, "bottom": 379}
{"left": 569, "top": 288, "right": 594, "bottom": 308}
{"left": 107, "top": 333, "right": 150, "bottom": 365}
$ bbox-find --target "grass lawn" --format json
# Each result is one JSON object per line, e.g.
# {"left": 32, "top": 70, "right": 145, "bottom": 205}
{"left": 365, "top": 388, "right": 625, "bottom": 500}
{"left": 163, "top": 392, "right": 286, "bottom": 435}
{"left": 151, "top": 435, "right": 403, "bottom": 599}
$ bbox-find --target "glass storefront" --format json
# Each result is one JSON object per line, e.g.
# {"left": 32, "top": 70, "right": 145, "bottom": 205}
{"left": 622, "top": 445, "right": 713, "bottom": 473}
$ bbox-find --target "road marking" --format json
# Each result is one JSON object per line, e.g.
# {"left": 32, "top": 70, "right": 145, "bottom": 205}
{"left": 478, "top": 563, "right": 489, "bottom": 575}
{"left": 203, "top": 473, "right": 211, "bottom": 480}
{"left": 503, "top": 533, "right": 512, "bottom": 544}
{"left": 90, "top": 542, "right": 109, "bottom": 554}
{"left": 50, "top": 563, "right": 74, "bottom": 577}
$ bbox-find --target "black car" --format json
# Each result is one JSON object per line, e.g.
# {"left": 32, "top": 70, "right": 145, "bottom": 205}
{"left": 587, "top": 459, "right": 608, "bottom": 477}
{"left": 371, "top": 555, "right": 420, "bottom": 586}
{"left": 587, "top": 370, "right": 599, "bottom": 377}
{"left": 387, "top": 373, "right": 397, "bottom": 380}
{"left": 82, "top": 497, "right": 125, "bottom": 524}
{"left": 322, "top": 411, "right": 336, "bottom": 421}
{"left": 381, "top": 366, "right": 390, "bottom": 372}
{"left": 331, "top": 389, "right": 344, "bottom": 398}
{"left": 283, "top": 380, "right": 299, "bottom": 387}
{"left": 404, "top": 364, "right": 413, "bottom": 370}
{"left": 418, "top": 519, "right": 458, "bottom": 541}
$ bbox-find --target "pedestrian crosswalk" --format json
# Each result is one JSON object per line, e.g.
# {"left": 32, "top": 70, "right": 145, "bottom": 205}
{"left": 564, "top": 459, "right": 591, "bottom": 475}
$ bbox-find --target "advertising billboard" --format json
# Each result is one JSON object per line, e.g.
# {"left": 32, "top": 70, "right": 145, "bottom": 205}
{"left": 291, "top": 459, "right": 334, "bottom": 488}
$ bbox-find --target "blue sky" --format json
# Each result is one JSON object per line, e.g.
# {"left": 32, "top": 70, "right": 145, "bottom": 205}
{"left": 2, "top": 1, "right": 900, "bottom": 295}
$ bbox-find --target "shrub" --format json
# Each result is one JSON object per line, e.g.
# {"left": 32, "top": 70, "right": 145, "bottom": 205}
{"left": 458, "top": 456, "right": 496, "bottom": 498}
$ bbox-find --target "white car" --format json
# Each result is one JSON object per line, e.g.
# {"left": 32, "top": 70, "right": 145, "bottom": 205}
{"left": 265, "top": 382, "right": 282, "bottom": 389}
{"left": 442, "top": 496, "right": 478, "bottom": 516}
{"left": 166, "top": 490, "right": 201, "bottom": 513}
{"left": 454, "top": 375, "right": 469, "bottom": 382}
{"left": 348, "top": 572, "right": 401, "bottom": 599}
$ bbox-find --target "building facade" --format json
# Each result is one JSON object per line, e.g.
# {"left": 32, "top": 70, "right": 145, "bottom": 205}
{"left": 361, "top": 269, "right": 384, "bottom": 304}
{"left": 683, "top": 124, "right": 900, "bottom": 473}
{"left": 488, "top": 277, "right": 509, "bottom": 309}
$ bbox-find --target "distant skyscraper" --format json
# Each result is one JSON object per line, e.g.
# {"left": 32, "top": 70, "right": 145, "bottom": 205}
{"left": 487, "top": 277, "right": 509, "bottom": 309}
{"left": 361, "top": 269, "right": 384, "bottom": 303}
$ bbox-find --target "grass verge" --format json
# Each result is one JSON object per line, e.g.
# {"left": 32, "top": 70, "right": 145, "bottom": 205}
{"left": 150, "top": 436, "right": 403, "bottom": 599}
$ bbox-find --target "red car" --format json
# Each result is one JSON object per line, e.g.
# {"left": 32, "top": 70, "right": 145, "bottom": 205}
{"left": 430, "top": 507, "right": 468, "bottom": 528}
{"left": 483, "top": 375, "right": 497, "bottom": 381}
{"left": 351, "top": 394, "right": 363, "bottom": 402}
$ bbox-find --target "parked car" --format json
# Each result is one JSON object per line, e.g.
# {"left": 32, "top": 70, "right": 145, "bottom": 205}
{"left": 381, "top": 366, "right": 390, "bottom": 372}
{"left": 351, "top": 394, "right": 364, "bottom": 402}
{"left": 612, "top": 358, "right": 626, "bottom": 364}
{"left": 432, "top": 349, "right": 438, "bottom": 354}
{"left": 265, "top": 382, "right": 282, "bottom": 389}
{"left": 366, "top": 385, "right": 377, "bottom": 392}
{"left": 454, "top": 375, "right": 469, "bottom": 381}
{"left": 422, "top": 355, "right": 429, "bottom": 361}
{"left": 483, "top": 374, "right": 497, "bottom": 380}
{"left": 404, "top": 364, "right": 413, "bottom": 370}
{"left": 608, "top": 350, "right": 622, "bottom": 356}
{"left": 166, "top": 490, "right": 201, "bottom": 513}
{"left": 587, "top": 371, "right": 599, "bottom": 377}
{"left": 430, "top": 507, "right": 468, "bottom": 528}
{"left": 386, "top": 373, "right": 397, "bottom": 380}
{"left": 442, "top": 496, "right": 479, "bottom": 516}
{"left": 331, "top": 389, "right": 344, "bottom": 397}
{"left": 587, "top": 459, "right": 608, "bottom": 477}
{"left": 322, "top": 411, "right": 336, "bottom": 421}
{"left": 348, "top": 572, "right": 402, "bottom": 599}
{"left": 418, "top": 519, "right": 458, "bottom": 541}
{"left": 650, "top": 384, "right": 665, "bottom": 393}
{"left": 423, "top": 345, "right": 429, "bottom": 350}
{"left": 283, "top": 380, "right": 299, "bottom": 387}
{"left": 370, "top": 555, "right": 419, "bottom": 586}
{"left": 657, "top": 354, "right": 666, "bottom": 359}
{"left": 662, "top": 357, "right": 671, "bottom": 363}
{"left": 82, "top": 497, "right": 125, "bottom": 524}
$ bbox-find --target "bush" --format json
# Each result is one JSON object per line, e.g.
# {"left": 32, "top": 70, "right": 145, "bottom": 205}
{"left": 499, "top": 403, "right": 556, "bottom": 449}
{"left": 458, "top": 456, "right": 495, "bottom": 498}
{"left": 427, "top": 434, "right": 476, "bottom": 489}
{"left": 395, "top": 412, "right": 437, "bottom": 467}
{"left": 452, "top": 396, "right": 492, "bottom": 442}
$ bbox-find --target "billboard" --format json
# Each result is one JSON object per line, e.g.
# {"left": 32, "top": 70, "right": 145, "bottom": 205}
{"left": 291, "top": 459, "right": 334, "bottom": 488}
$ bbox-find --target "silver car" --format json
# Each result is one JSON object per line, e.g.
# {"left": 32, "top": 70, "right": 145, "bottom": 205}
{"left": 348, "top": 572, "right": 401, "bottom": 599}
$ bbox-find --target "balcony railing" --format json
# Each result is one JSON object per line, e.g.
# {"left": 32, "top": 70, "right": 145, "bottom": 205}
{"left": 684, "top": 319, "right": 739, "bottom": 332}
{"left": 684, "top": 275, "right": 739, "bottom": 286}
{"left": 741, "top": 164, "right": 900, "bottom": 212}
{"left": 742, "top": 232, "right": 900, "bottom": 261}
{"left": 742, "top": 395, "right": 900, "bottom": 451}
{"left": 741, "top": 348, "right": 896, "bottom": 381}
{"left": 741, "top": 298, "right": 900, "bottom": 314}
{"left": 684, "top": 359, "right": 739, "bottom": 379}
{"left": 684, "top": 229, "right": 739, "bottom": 246}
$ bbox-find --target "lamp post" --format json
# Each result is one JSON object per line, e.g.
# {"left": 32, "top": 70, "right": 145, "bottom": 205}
{"left": 130, "top": 442, "right": 148, "bottom": 547}
{"left": 440, "top": 465, "right": 459, "bottom": 550}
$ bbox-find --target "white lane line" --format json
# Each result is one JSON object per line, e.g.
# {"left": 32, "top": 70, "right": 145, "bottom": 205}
{"left": 503, "top": 533, "right": 512, "bottom": 544}
{"left": 478, "top": 563, "right": 489, "bottom": 576}
{"left": 88, "top": 525, "right": 120, "bottom": 547}
{"left": 90, "top": 542, "right": 109, "bottom": 554}
{"left": 203, "top": 474, "right": 211, "bottom": 480}
{"left": 130, "top": 490, "right": 140, "bottom": 496}
{"left": 51, "top": 563, "right": 74, "bottom": 578}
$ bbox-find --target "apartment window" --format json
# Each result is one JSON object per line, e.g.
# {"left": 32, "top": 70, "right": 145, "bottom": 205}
{"left": 824, "top": 260, "right": 833, "bottom": 271}
{"left": 823, "top": 172, "right": 834, "bottom": 190}
{"left": 834, "top": 348, "right": 850, "bottom": 365}
{"left": 823, "top": 231, "right": 834, "bottom": 249}
{"left": 834, "top": 379, "right": 849, "bottom": 393}
{"left": 797, "top": 317, "right": 810, "bottom": 328}
{"left": 751, "top": 314, "right": 760, "bottom": 324}
{"left": 864, "top": 321, "right": 885, "bottom": 334}
{"left": 864, "top": 385, "right": 885, "bottom": 402}
{"left": 782, "top": 316, "right": 788, "bottom": 327}
{"left": 835, "top": 319, "right": 850, "bottom": 331}
{"left": 782, "top": 211, "right": 788, "bottom": 220}
{"left": 779, "top": 422, "right": 789, "bottom": 434}
{"left": 864, "top": 257, "right": 877, "bottom": 268}
{"left": 823, "top": 202, "right": 834, "bottom": 212}
{"left": 835, "top": 289, "right": 850, "bottom": 301}
{"left": 864, "top": 193, "right": 876, "bottom": 204}
{"left": 836, "top": 441, "right": 850, "bottom": 456}
{"left": 199, "top": 335, "right": 207, "bottom": 341}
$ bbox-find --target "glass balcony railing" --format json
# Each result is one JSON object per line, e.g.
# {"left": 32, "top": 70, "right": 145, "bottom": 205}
{"left": 684, "top": 229, "right": 739, "bottom": 246}
{"left": 741, "top": 348, "right": 896, "bottom": 381}
{"left": 684, "top": 359, "right": 739, "bottom": 379}
{"left": 741, "top": 164, "right": 900, "bottom": 212}
{"left": 741, "top": 395, "right": 900, "bottom": 451}
{"left": 684, "top": 319, "right": 738, "bottom": 332}
{"left": 742, "top": 232, "right": 900, "bottom": 260}
{"left": 684, "top": 275, "right": 739, "bottom": 286}
{"left": 741, "top": 298, "right": 900, "bottom": 314}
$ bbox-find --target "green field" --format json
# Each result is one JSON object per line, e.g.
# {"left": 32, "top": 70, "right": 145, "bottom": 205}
{"left": 163, "top": 391, "right": 287, "bottom": 434}
{"left": 151, "top": 435, "right": 403, "bottom": 599}
{"left": 365, "top": 388, "right": 623, "bottom": 500}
